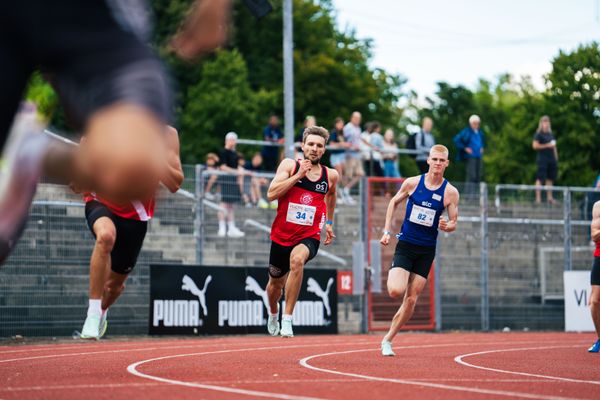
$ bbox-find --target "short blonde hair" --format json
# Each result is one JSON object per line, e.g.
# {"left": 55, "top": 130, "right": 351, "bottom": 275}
{"left": 429, "top": 144, "right": 449, "bottom": 158}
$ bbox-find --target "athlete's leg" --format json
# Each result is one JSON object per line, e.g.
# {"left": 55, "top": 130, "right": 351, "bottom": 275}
{"left": 101, "top": 270, "right": 128, "bottom": 311}
{"left": 267, "top": 274, "right": 287, "bottom": 314}
{"left": 383, "top": 272, "right": 428, "bottom": 342}
{"left": 591, "top": 285, "right": 600, "bottom": 340}
{"left": 386, "top": 267, "right": 410, "bottom": 299}
{"left": 89, "top": 217, "right": 116, "bottom": 299}
{"left": 283, "top": 244, "right": 311, "bottom": 316}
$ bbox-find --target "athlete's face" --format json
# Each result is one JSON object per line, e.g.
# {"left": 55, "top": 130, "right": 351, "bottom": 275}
{"left": 427, "top": 150, "right": 449, "bottom": 174}
{"left": 302, "top": 134, "right": 326, "bottom": 165}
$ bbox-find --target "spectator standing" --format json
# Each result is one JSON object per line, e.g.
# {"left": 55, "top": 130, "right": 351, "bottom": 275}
{"left": 217, "top": 132, "right": 246, "bottom": 238}
{"left": 360, "top": 122, "right": 374, "bottom": 175}
{"left": 454, "top": 114, "right": 486, "bottom": 195}
{"left": 368, "top": 121, "right": 385, "bottom": 177}
{"left": 383, "top": 129, "right": 401, "bottom": 178}
{"left": 329, "top": 117, "right": 348, "bottom": 195}
{"left": 342, "top": 111, "right": 365, "bottom": 204}
{"left": 532, "top": 115, "right": 558, "bottom": 204}
{"left": 261, "top": 115, "right": 283, "bottom": 172}
{"left": 415, "top": 117, "right": 436, "bottom": 174}
{"left": 204, "top": 153, "right": 220, "bottom": 201}
{"left": 245, "top": 152, "right": 270, "bottom": 208}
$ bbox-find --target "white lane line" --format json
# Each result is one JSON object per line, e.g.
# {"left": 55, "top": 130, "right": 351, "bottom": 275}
{"left": 454, "top": 345, "right": 600, "bottom": 385}
{"left": 127, "top": 342, "right": 386, "bottom": 400}
{"left": 0, "top": 378, "right": 561, "bottom": 392}
{"left": 0, "top": 337, "right": 365, "bottom": 356}
{"left": 0, "top": 339, "right": 374, "bottom": 364}
{"left": 125, "top": 341, "right": 567, "bottom": 400}
{"left": 0, "top": 383, "right": 166, "bottom": 392}
{"left": 298, "top": 345, "right": 586, "bottom": 400}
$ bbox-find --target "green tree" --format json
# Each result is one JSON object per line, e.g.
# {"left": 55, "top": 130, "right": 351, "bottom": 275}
{"left": 544, "top": 42, "right": 600, "bottom": 186}
{"left": 179, "top": 49, "right": 277, "bottom": 163}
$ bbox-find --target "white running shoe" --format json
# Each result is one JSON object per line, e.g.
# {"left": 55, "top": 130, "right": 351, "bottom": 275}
{"left": 99, "top": 313, "right": 108, "bottom": 339}
{"left": 280, "top": 318, "right": 294, "bottom": 338}
{"left": 80, "top": 314, "right": 101, "bottom": 340}
{"left": 267, "top": 305, "right": 280, "bottom": 336}
{"left": 227, "top": 226, "right": 245, "bottom": 238}
{"left": 381, "top": 340, "right": 395, "bottom": 356}
{"left": 217, "top": 227, "right": 226, "bottom": 237}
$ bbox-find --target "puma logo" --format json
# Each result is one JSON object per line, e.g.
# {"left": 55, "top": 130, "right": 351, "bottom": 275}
{"left": 307, "top": 277, "right": 334, "bottom": 316}
{"left": 181, "top": 275, "right": 212, "bottom": 316}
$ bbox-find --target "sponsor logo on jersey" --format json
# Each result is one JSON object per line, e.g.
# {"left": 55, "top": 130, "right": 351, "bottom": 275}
{"left": 300, "top": 193, "right": 313, "bottom": 205}
{"left": 315, "top": 181, "right": 328, "bottom": 193}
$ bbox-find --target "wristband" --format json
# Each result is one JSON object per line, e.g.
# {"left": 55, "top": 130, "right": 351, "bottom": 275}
{"left": 383, "top": 230, "right": 391, "bottom": 235}
{"left": 326, "top": 220, "right": 333, "bottom": 225}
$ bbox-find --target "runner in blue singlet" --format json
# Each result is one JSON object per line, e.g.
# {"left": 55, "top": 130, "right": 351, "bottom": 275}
{"left": 378, "top": 144, "right": 460, "bottom": 356}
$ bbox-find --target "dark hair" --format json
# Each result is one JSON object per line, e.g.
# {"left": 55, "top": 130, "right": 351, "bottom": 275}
{"left": 334, "top": 117, "right": 344, "bottom": 124}
{"left": 302, "top": 126, "right": 330, "bottom": 143}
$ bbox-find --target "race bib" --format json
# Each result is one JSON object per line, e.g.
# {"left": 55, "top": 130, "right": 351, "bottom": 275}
{"left": 409, "top": 204, "right": 436, "bottom": 227}
{"left": 286, "top": 202, "right": 316, "bottom": 226}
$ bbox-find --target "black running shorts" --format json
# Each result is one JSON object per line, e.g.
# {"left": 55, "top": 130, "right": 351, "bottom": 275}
{"left": 268, "top": 238, "right": 320, "bottom": 278}
{"left": 391, "top": 240, "right": 436, "bottom": 279}
{"left": 592, "top": 257, "right": 600, "bottom": 286}
{"left": 85, "top": 200, "right": 147, "bottom": 275}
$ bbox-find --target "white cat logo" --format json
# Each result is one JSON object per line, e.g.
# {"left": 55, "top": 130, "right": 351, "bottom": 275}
{"left": 307, "top": 277, "right": 334, "bottom": 316}
{"left": 244, "top": 276, "right": 270, "bottom": 311}
{"left": 181, "top": 275, "right": 212, "bottom": 316}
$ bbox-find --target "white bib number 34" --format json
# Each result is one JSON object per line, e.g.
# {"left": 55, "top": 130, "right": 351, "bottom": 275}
{"left": 409, "top": 204, "right": 436, "bottom": 227}
{"left": 286, "top": 202, "right": 316, "bottom": 226}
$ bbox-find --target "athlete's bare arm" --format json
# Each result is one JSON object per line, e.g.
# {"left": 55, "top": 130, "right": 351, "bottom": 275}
{"left": 171, "top": 0, "right": 232, "bottom": 60}
{"left": 380, "top": 176, "right": 419, "bottom": 245}
{"left": 267, "top": 158, "right": 310, "bottom": 202}
{"left": 162, "top": 126, "right": 184, "bottom": 193}
{"left": 439, "top": 184, "right": 459, "bottom": 233}
{"left": 591, "top": 201, "right": 600, "bottom": 243}
{"left": 324, "top": 168, "right": 339, "bottom": 245}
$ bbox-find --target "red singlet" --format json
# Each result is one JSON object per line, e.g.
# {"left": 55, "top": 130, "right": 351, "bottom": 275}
{"left": 270, "top": 162, "right": 329, "bottom": 246}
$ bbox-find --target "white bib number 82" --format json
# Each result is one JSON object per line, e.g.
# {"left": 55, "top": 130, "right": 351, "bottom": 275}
{"left": 409, "top": 204, "right": 436, "bottom": 227}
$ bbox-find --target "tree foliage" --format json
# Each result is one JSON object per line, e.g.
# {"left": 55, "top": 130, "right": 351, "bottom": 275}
{"left": 416, "top": 42, "right": 599, "bottom": 186}
{"left": 21, "top": 1, "right": 598, "bottom": 186}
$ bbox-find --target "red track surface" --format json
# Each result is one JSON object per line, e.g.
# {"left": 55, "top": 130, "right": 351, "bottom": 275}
{"left": 0, "top": 332, "right": 598, "bottom": 400}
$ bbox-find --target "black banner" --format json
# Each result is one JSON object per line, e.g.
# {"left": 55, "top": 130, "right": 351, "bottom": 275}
{"left": 149, "top": 265, "right": 337, "bottom": 335}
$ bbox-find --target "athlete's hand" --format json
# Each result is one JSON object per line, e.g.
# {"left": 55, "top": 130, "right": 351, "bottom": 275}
{"left": 324, "top": 225, "right": 335, "bottom": 245}
{"left": 297, "top": 159, "right": 312, "bottom": 179}
{"left": 439, "top": 217, "right": 449, "bottom": 232}
{"left": 171, "top": 0, "right": 232, "bottom": 60}
{"left": 380, "top": 232, "right": 390, "bottom": 246}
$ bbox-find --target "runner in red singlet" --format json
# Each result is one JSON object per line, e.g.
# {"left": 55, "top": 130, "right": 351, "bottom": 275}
{"left": 79, "top": 126, "right": 183, "bottom": 339}
{"left": 265, "top": 126, "right": 339, "bottom": 338}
